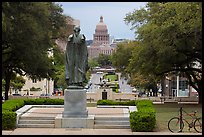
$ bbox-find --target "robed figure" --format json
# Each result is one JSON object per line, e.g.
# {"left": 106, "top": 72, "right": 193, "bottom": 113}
{"left": 65, "top": 26, "right": 88, "bottom": 87}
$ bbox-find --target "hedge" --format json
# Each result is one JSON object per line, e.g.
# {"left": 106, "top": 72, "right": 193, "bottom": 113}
{"left": 130, "top": 100, "right": 156, "bottom": 132}
{"left": 23, "top": 98, "right": 64, "bottom": 105}
{"left": 2, "top": 111, "right": 17, "bottom": 130}
{"left": 2, "top": 99, "right": 24, "bottom": 130}
{"left": 97, "top": 99, "right": 136, "bottom": 106}
{"left": 2, "top": 99, "right": 25, "bottom": 112}
{"left": 2, "top": 98, "right": 64, "bottom": 130}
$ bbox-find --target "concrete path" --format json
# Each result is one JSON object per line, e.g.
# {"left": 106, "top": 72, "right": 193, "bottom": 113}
{"left": 2, "top": 128, "right": 202, "bottom": 135}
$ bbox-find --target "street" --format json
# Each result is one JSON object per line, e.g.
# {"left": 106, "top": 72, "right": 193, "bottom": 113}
{"left": 87, "top": 72, "right": 133, "bottom": 93}
{"left": 87, "top": 73, "right": 103, "bottom": 92}
{"left": 118, "top": 73, "right": 133, "bottom": 93}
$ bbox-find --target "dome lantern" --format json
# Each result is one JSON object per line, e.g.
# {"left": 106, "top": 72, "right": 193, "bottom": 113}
{"left": 100, "top": 16, "right": 103, "bottom": 22}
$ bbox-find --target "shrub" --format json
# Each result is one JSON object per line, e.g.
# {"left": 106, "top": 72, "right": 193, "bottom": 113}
{"left": 130, "top": 110, "right": 156, "bottom": 132}
{"left": 110, "top": 86, "right": 117, "bottom": 92}
{"left": 30, "top": 87, "right": 42, "bottom": 91}
{"left": 97, "top": 99, "right": 136, "bottom": 106}
{"left": 24, "top": 98, "right": 64, "bottom": 105}
{"left": 97, "top": 99, "right": 117, "bottom": 105}
{"left": 2, "top": 111, "right": 17, "bottom": 130}
{"left": 130, "top": 100, "right": 156, "bottom": 132}
{"left": 2, "top": 98, "right": 64, "bottom": 130}
{"left": 135, "top": 99, "right": 153, "bottom": 110}
{"left": 2, "top": 99, "right": 25, "bottom": 112}
{"left": 2, "top": 99, "right": 23, "bottom": 130}
{"left": 96, "top": 99, "right": 156, "bottom": 131}
{"left": 117, "top": 100, "right": 136, "bottom": 106}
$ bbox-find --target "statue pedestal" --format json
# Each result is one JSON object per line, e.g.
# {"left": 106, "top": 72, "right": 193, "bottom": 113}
{"left": 63, "top": 88, "right": 88, "bottom": 118}
{"left": 55, "top": 87, "right": 94, "bottom": 128}
{"left": 55, "top": 114, "right": 94, "bottom": 128}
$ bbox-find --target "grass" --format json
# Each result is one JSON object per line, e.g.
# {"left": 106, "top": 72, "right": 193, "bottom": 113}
{"left": 104, "top": 74, "right": 118, "bottom": 81}
{"left": 87, "top": 102, "right": 202, "bottom": 133}
{"left": 87, "top": 102, "right": 97, "bottom": 107}
{"left": 153, "top": 103, "right": 202, "bottom": 132}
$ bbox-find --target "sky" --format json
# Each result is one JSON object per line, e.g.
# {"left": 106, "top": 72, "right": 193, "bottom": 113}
{"left": 57, "top": 2, "right": 147, "bottom": 40}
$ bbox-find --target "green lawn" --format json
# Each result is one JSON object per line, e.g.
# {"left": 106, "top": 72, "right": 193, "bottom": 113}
{"left": 87, "top": 102, "right": 97, "bottom": 107}
{"left": 104, "top": 74, "right": 118, "bottom": 81}
{"left": 153, "top": 103, "right": 202, "bottom": 132}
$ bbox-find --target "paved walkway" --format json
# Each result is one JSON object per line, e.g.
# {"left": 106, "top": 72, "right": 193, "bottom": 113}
{"left": 2, "top": 128, "right": 202, "bottom": 135}
{"left": 22, "top": 107, "right": 126, "bottom": 117}
{"left": 2, "top": 106, "right": 202, "bottom": 135}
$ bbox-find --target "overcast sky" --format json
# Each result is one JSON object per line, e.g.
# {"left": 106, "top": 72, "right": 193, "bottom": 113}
{"left": 57, "top": 2, "right": 147, "bottom": 40}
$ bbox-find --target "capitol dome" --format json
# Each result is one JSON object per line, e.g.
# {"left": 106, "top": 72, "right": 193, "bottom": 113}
{"left": 95, "top": 16, "right": 108, "bottom": 31}
{"left": 93, "top": 16, "right": 109, "bottom": 46}
{"left": 88, "top": 16, "right": 114, "bottom": 59}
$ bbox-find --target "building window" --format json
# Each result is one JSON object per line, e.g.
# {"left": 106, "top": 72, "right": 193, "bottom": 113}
{"left": 178, "top": 80, "right": 189, "bottom": 97}
{"left": 32, "top": 79, "right": 37, "bottom": 83}
{"left": 179, "top": 80, "right": 188, "bottom": 91}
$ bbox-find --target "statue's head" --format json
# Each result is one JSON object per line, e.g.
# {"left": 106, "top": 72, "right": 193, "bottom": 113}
{"left": 74, "top": 25, "right": 81, "bottom": 36}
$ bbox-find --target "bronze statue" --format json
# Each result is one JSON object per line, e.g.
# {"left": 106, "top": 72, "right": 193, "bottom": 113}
{"left": 65, "top": 25, "right": 88, "bottom": 87}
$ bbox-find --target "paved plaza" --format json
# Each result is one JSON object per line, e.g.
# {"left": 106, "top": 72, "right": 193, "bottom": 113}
{"left": 2, "top": 106, "right": 202, "bottom": 135}
{"left": 2, "top": 128, "right": 202, "bottom": 135}
{"left": 21, "top": 106, "right": 127, "bottom": 117}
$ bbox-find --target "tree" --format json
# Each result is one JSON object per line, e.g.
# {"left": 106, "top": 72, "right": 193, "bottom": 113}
{"left": 2, "top": 2, "right": 68, "bottom": 100}
{"left": 111, "top": 41, "right": 138, "bottom": 73}
{"left": 124, "top": 2, "right": 202, "bottom": 103}
{"left": 88, "top": 58, "right": 99, "bottom": 70}
{"left": 97, "top": 54, "right": 112, "bottom": 67}
{"left": 111, "top": 41, "right": 159, "bottom": 96}
{"left": 10, "top": 75, "right": 26, "bottom": 93}
{"left": 54, "top": 66, "right": 67, "bottom": 90}
{"left": 52, "top": 44, "right": 66, "bottom": 90}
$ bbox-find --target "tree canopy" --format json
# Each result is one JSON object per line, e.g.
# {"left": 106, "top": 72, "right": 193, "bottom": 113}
{"left": 2, "top": 2, "right": 69, "bottom": 100}
{"left": 97, "top": 54, "right": 112, "bottom": 67}
{"left": 111, "top": 41, "right": 138, "bottom": 73}
{"left": 123, "top": 2, "right": 202, "bottom": 102}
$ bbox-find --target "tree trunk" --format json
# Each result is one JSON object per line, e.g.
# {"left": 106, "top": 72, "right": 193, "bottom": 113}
{"left": 4, "top": 71, "right": 12, "bottom": 100}
{"left": 161, "top": 76, "right": 165, "bottom": 96}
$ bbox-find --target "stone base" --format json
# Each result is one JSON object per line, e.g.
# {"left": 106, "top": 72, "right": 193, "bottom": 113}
{"left": 55, "top": 114, "right": 94, "bottom": 128}
{"left": 63, "top": 88, "right": 88, "bottom": 118}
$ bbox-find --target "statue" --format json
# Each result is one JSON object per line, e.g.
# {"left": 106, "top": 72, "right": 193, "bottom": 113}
{"left": 65, "top": 25, "right": 88, "bottom": 87}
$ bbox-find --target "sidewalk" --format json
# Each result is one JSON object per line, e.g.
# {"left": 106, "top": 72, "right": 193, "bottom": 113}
{"left": 2, "top": 128, "right": 202, "bottom": 135}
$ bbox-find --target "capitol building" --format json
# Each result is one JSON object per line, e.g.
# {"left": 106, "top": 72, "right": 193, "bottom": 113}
{"left": 87, "top": 16, "right": 117, "bottom": 59}
{"left": 55, "top": 16, "right": 126, "bottom": 58}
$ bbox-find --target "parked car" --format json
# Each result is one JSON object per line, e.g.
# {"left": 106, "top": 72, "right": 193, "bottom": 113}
{"left": 85, "top": 85, "right": 89, "bottom": 89}
{"left": 40, "top": 93, "right": 52, "bottom": 96}
{"left": 96, "top": 71, "right": 103, "bottom": 74}
{"left": 138, "top": 92, "right": 147, "bottom": 97}
{"left": 12, "top": 93, "right": 22, "bottom": 96}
